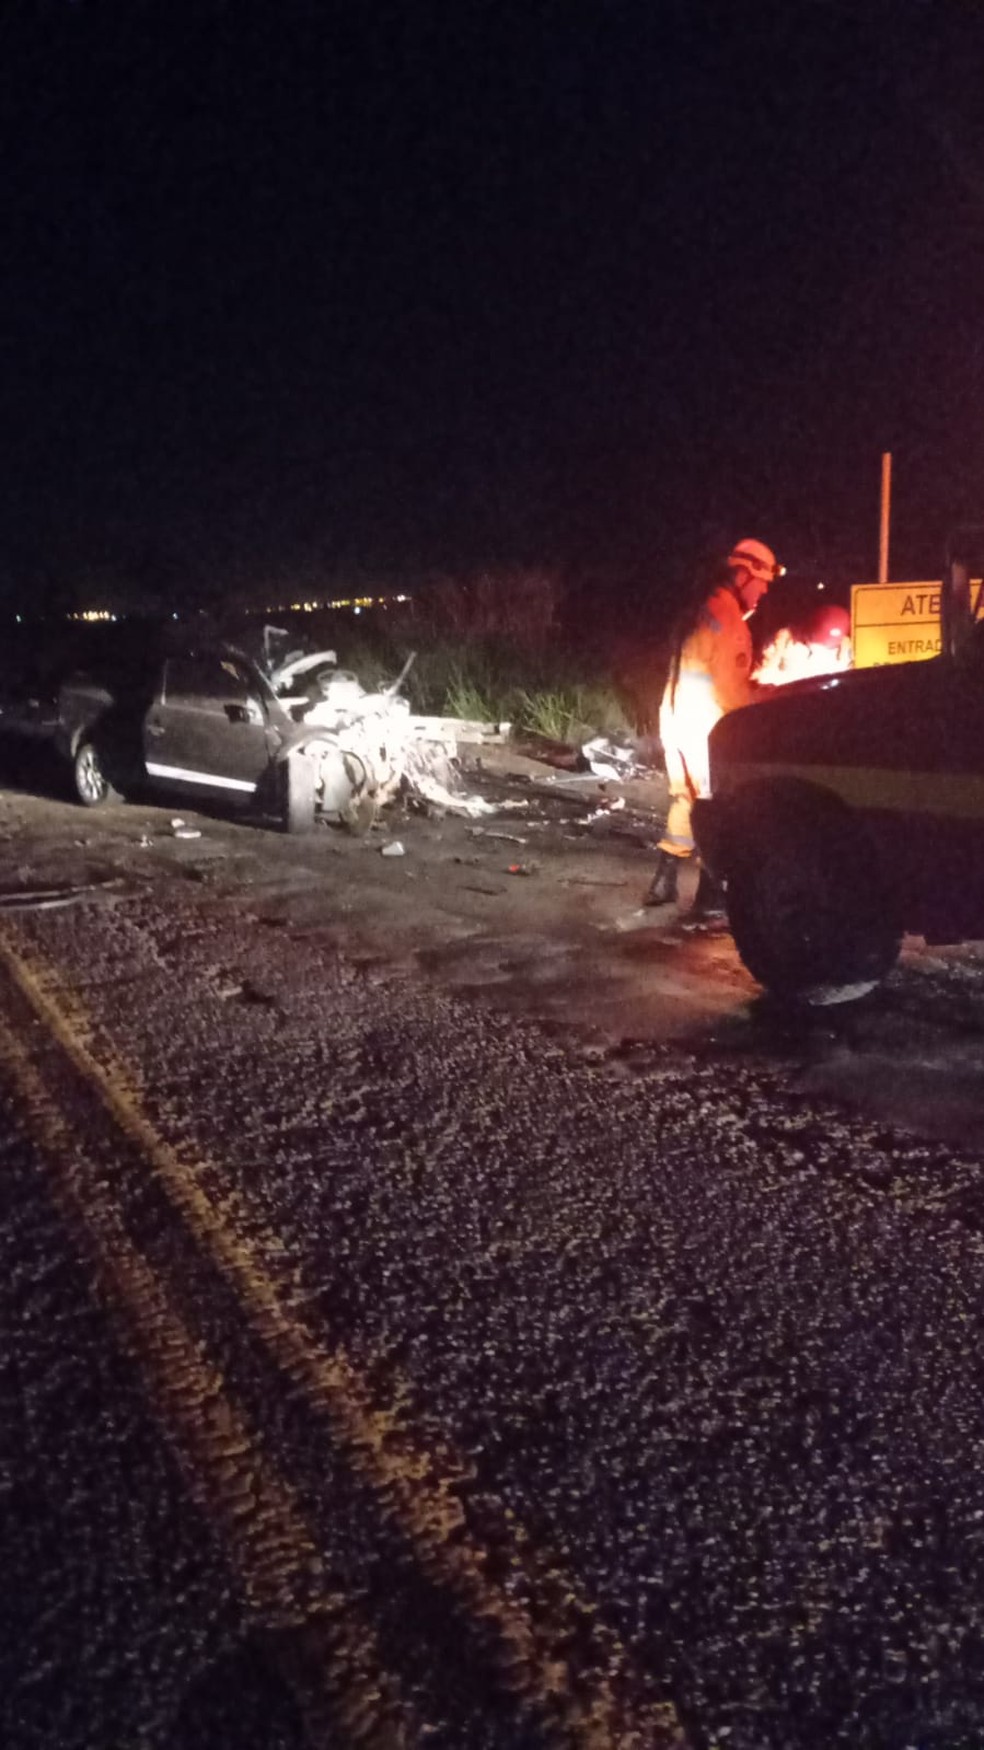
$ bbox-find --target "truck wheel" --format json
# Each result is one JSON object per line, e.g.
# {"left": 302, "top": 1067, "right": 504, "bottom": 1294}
{"left": 72, "top": 740, "right": 119, "bottom": 808}
{"left": 279, "top": 750, "right": 316, "bottom": 834}
{"left": 725, "top": 804, "right": 900, "bottom": 1005}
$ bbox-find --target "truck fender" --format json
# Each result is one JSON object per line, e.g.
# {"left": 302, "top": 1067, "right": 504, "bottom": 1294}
{"left": 695, "top": 777, "right": 857, "bottom": 883}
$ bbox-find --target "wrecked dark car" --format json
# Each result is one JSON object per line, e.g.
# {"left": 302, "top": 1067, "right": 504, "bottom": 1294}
{"left": 0, "top": 624, "right": 453, "bottom": 834}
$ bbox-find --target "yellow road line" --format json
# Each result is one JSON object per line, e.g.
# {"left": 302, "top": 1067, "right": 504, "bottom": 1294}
{"left": 0, "top": 921, "right": 686, "bottom": 1749}
{"left": 0, "top": 1014, "right": 416, "bottom": 1750}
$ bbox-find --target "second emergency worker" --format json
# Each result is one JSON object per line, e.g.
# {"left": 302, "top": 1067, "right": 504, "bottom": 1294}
{"left": 647, "top": 538, "right": 782, "bottom": 915}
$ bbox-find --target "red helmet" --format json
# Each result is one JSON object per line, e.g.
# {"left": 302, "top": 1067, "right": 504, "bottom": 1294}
{"left": 804, "top": 605, "right": 850, "bottom": 650}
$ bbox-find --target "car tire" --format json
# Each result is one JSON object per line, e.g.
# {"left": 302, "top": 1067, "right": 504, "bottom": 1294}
{"left": 279, "top": 749, "right": 316, "bottom": 833}
{"left": 724, "top": 789, "right": 901, "bottom": 1004}
{"left": 72, "top": 739, "right": 119, "bottom": 808}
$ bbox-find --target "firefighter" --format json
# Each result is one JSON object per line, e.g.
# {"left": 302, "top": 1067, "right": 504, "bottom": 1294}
{"left": 646, "top": 538, "right": 781, "bottom": 914}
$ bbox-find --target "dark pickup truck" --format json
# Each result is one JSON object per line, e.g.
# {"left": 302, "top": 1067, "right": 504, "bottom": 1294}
{"left": 693, "top": 557, "right": 984, "bottom": 1003}
{"left": 0, "top": 626, "right": 362, "bottom": 832}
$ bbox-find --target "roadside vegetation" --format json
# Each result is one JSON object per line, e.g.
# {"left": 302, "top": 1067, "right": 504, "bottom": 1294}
{"left": 289, "top": 568, "right": 659, "bottom": 745}
{"left": 6, "top": 565, "right": 666, "bottom": 747}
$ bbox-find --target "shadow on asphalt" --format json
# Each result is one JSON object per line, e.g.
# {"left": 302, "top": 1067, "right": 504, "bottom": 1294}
{"left": 0, "top": 735, "right": 75, "bottom": 804}
{"left": 166, "top": 1635, "right": 305, "bottom": 1750}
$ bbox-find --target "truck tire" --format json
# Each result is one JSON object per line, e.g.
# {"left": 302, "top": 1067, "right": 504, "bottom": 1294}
{"left": 279, "top": 749, "right": 316, "bottom": 834}
{"left": 72, "top": 739, "right": 119, "bottom": 808}
{"left": 724, "top": 789, "right": 901, "bottom": 1005}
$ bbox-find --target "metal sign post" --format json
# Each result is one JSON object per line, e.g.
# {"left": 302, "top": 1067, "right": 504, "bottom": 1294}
{"left": 878, "top": 451, "right": 892, "bottom": 584}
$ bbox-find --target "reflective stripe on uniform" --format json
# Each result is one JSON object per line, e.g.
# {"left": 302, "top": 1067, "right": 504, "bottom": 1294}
{"left": 672, "top": 669, "right": 717, "bottom": 691}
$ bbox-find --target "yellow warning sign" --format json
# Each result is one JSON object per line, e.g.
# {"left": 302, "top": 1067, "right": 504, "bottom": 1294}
{"left": 850, "top": 582, "right": 945, "bottom": 668}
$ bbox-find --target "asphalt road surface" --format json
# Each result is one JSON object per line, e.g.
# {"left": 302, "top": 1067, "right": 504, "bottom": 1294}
{"left": 3, "top": 755, "right": 984, "bottom": 1750}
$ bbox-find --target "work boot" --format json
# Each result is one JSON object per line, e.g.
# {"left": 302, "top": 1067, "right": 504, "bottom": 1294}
{"left": 683, "top": 865, "right": 727, "bottom": 930}
{"left": 644, "top": 850, "right": 681, "bottom": 908}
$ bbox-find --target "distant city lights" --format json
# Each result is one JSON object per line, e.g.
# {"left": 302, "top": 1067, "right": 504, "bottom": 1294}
{"left": 270, "top": 593, "right": 409, "bottom": 614}
{"left": 63, "top": 592, "right": 410, "bottom": 623}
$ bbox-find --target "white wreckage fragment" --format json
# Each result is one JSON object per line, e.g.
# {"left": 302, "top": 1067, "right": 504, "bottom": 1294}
{"left": 582, "top": 796, "right": 627, "bottom": 823}
{"left": 580, "top": 735, "right": 654, "bottom": 781}
{"left": 264, "top": 645, "right": 495, "bottom": 829}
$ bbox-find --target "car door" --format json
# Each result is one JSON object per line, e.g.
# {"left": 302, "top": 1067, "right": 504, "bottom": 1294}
{"left": 144, "top": 654, "right": 273, "bottom": 799}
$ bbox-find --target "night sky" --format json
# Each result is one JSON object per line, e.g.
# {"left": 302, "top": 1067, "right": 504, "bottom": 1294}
{"left": 3, "top": 0, "right": 984, "bottom": 612}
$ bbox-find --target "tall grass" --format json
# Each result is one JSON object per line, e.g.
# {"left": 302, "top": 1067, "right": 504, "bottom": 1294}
{"left": 326, "top": 636, "right": 635, "bottom": 741}
{"left": 268, "top": 567, "right": 645, "bottom": 742}
{"left": 510, "top": 684, "right": 632, "bottom": 744}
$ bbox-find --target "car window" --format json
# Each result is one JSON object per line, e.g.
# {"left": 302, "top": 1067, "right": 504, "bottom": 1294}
{"left": 164, "top": 656, "right": 256, "bottom": 706}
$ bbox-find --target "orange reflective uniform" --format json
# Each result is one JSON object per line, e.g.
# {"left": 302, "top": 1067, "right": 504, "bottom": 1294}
{"left": 658, "top": 582, "right": 755, "bottom": 857}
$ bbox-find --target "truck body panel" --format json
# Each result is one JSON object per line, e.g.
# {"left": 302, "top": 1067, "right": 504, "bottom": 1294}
{"left": 694, "top": 614, "right": 984, "bottom": 990}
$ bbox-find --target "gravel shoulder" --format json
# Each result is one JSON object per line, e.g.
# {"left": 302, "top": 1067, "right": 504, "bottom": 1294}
{"left": 3, "top": 756, "right": 984, "bottom": 1745}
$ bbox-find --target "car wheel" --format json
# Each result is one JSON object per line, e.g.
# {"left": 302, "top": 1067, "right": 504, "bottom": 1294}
{"left": 725, "top": 797, "right": 901, "bottom": 1005}
{"left": 72, "top": 740, "right": 118, "bottom": 808}
{"left": 279, "top": 749, "right": 316, "bottom": 833}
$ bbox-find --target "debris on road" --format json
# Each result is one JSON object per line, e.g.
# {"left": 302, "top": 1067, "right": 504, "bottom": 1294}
{"left": 467, "top": 827, "right": 529, "bottom": 845}
{"left": 509, "top": 735, "right": 584, "bottom": 770}
{"left": 561, "top": 874, "right": 631, "bottom": 888}
{"left": 406, "top": 776, "right": 498, "bottom": 818}
{"left": 381, "top": 840, "right": 406, "bottom": 858}
{"left": 583, "top": 796, "right": 628, "bottom": 824}
{"left": 581, "top": 735, "right": 654, "bottom": 780}
{"left": 540, "top": 771, "right": 611, "bottom": 786}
